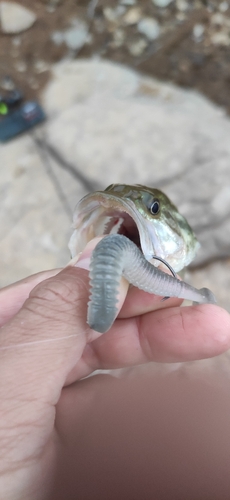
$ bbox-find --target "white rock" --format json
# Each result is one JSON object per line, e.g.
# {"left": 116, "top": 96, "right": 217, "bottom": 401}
{"left": 176, "top": 0, "right": 188, "bottom": 11}
{"left": 193, "top": 24, "right": 204, "bottom": 40}
{"left": 28, "top": 77, "right": 39, "bottom": 90}
{"left": 152, "top": 0, "right": 173, "bottom": 7}
{"left": 64, "top": 21, "right": 88, "bottom": 51}
{"left": 52, "top": 20, "right": 89, "bottom": 51}
{"left": 0, "top": 75, "right": 14, "bottom": 90}
{"left": 211, "top": 31, "right": 230, "bottom": 46}
{"left": 12, "top": 35, "right": 21, "bottom": 46}
{"left": 127, "top": 38, "right": 148, "bottom": 56}
{"left": 46, "top": 5, "right": 55, "bottom": 13}
{"left": 137, "top": 17, "right": 161, "bottom": 40}
{"left": 176, "top": 12, "right": 186, "bottom": 21}
{"left": 51, "top": 31, "right": 64, "bottom": 45}
{"left": 14, "top": 60, "right": 27, "bottom": 73}
{"left": 103, "top": 6, "right": 125, "bottom": 23}
{"left": 211, "top": 12, "right": 224, "bottom": 25}
{"left": 42, "top": 59, "right": 140, "bottom": 115}
{"left": 0, "top": 2, "right": 36, "bottom": 34}
{"left": 219, "top": 1, "right": 229, "bottom": 12}
{"left": 34, "top": 60, "right": 50, "bottom": 74}
{"left": 123, "top": 7, "right": 142, "bottom": 25}
{"left": 112, "top": 28, "right": 125, "bottom": 47}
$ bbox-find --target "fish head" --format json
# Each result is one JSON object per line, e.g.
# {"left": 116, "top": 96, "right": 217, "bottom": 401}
{"left": 69, "top": 184, "right": 200, "bottom": 272}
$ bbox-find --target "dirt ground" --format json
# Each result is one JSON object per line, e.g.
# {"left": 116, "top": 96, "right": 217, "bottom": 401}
{"left": 0, "top": 0, "right": 230, "bottom": 112}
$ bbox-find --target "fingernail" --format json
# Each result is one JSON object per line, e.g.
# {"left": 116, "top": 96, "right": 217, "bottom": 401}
{"left": 73, "top": 237, "right": 103, "bottom": 271}
{"left": 76, "top": 255, "right": 91, "bottom": 270}
{"left": 65, "top": 252, "right": 90, "bottom": 270}
{"left": 65, "top": 253, "right": 82, "bottom": 267}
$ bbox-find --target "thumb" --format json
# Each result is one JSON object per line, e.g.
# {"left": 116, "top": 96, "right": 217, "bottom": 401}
{"left": 0, "top": 235, "right": 128, "bottom": 412}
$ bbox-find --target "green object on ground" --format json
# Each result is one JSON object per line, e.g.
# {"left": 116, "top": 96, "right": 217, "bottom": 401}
{"left": 0, "top": 102, "right": 8, "bottom": 115}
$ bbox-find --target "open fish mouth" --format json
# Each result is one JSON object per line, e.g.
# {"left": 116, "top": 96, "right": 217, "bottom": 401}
{"left": 68, "top": 185, "right": 200, "bottom": 272}
{"left": 68, "top": 192, "right": 156, "bottom": 261}
{"left": 92, "top": 209, "right": 141, "bottom": 247}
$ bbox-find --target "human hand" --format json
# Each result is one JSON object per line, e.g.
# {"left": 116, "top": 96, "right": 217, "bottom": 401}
{"left": 0, "top": 238, "right": 230, "bottom": 500}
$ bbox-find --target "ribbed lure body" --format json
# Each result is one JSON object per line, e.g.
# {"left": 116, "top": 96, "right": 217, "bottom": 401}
{"left": 88, "top": 235, "right": 216, "bottom": 333}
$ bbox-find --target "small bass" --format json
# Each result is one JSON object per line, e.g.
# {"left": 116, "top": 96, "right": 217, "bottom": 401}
{"left": 69, "top": 184, "right": 216, "bottom": 333}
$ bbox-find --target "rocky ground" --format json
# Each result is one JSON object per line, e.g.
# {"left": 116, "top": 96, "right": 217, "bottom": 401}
{"left": 1, "top": 0, "right": 230, "bottom": 111}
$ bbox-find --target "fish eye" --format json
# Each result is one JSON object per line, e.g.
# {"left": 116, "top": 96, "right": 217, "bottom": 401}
{"left": 149, "top": 200, "right": 160, "bottom": 215}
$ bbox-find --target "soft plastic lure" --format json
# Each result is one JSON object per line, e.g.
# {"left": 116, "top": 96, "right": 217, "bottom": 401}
{"left": 88, "top": 235, "right": 216, "bottom": 333}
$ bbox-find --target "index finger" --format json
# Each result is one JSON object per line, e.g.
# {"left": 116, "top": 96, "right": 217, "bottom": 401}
{"left": 119, "top": 285, "right": 183, "bottom": 318}
{"left": 81, "top": 304, "right": 230, "bottom": 372}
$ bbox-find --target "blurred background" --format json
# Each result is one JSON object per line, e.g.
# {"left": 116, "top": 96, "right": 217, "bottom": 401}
{"left": 0, "top": 0, "right": 230, "bottom": 311}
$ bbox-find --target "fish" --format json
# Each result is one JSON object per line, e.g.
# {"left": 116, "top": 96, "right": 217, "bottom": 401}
{"left": 69, "top": 184, "right": 216, "bottom": 333}
{"left": 69, "top": 183, "right": 200, "bottom": 273}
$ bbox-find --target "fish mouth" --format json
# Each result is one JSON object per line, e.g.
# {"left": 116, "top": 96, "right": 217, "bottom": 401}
{"left": 98, "top": 209, "right": 141, "bottom": 248}
{"left": 69, "top": 189, "right": 200, "bottom": 273}
{"left": 68, "top": 192, "right": 155, "bottom": 260}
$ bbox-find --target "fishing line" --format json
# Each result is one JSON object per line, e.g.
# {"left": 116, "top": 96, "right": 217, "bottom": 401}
{"left": 0, "top": 330, "right": 87, "bottom": 351}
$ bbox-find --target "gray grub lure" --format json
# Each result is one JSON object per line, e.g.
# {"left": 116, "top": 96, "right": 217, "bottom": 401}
{"left": 88, "top": 235, "right": 216, "bottom": 333}
{"left": 69, "top": 184, "right": 216, "bottom": 334}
